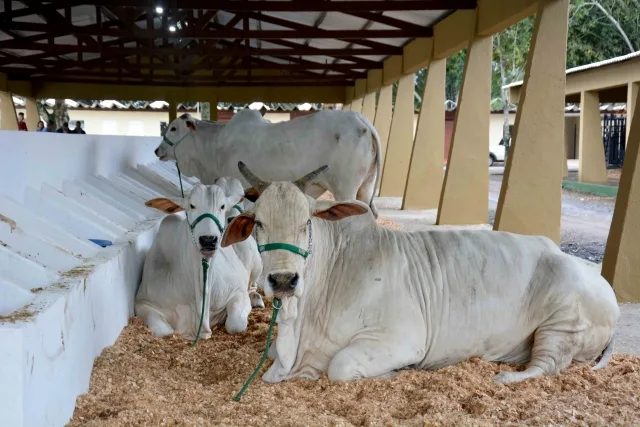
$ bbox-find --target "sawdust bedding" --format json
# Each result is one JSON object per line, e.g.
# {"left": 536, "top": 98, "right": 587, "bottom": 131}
{"left": 69, "top": 300, "right": 640, "bottom": 427}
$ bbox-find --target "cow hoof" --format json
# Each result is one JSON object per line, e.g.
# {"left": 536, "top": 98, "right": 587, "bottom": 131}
{"left": 250, "top": 292, "right": 265, "bottom": 309}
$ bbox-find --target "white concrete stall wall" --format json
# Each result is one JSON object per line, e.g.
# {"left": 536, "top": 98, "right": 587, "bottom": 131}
{"left": 0, "top": 131, "right": 191, "bottom": 427}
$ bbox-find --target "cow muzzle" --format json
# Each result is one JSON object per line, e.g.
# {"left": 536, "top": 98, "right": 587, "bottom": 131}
{"left": 267, "top": 272, "right": 299, "bottom": 297}
{"left": 198, "top": 235, "right": 218, "bottom": 258}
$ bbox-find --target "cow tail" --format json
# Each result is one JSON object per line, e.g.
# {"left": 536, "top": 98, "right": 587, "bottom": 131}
{"left": 354, "top": 112, "right": 382, "bottom": 213}
{"left": 592, "top": 335, "right": 615, "bottom": 371}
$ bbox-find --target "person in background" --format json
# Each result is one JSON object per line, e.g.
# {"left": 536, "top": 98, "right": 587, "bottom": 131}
{"left": 56, "top": 122, "right": 71, "bottom": 133}
{"left": 17, "top": 112, "right": 27, "bottom": 131}
{"left": 36, "top": 120, "right": 45, "bottom": 132}
{"left": 71, "top": 122, "right": 86, "bottom": 134}
{"left": 43, "top": 120, "right": 55, "bottom": 132}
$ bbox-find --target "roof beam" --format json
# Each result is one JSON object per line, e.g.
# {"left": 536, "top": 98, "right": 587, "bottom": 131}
{"left": 53, "top": 1, "right": 475, "bottom": 12}
{"left": 3, "top": 21, "right": 430, "bottom": 38}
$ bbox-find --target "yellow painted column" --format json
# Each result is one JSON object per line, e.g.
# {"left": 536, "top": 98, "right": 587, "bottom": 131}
{"left": 493, "top": 0, "right": 570, "bottom": 243}
{"left": 343, "top": 104, "right": 352, "bottom": 111}
{"left": 578, "top": 90, "right": 607, "bottom": 183}
{"left": 437, "top": 33, "right": 492, "bottom": 225}
{"left": 379, "top": 74, "right": 415, "bottom": 197}
{"left": 168, "top": 99, "right": 178, "bottom": 123}
{"left": 361, "top": 92, "right": 377, "bottom": 123}
{"left": 402, "top": 57, "right": 446, "bottom": 210}
{"left": 24, "top": 97, "right": 40, "bottom": 131}
{"left": 627, "top": 82, "right": 639, "bottom": 142}
{"left": 374, "top": 86, "right": 393, "bottom": 169}
{"left": 210, "top": 98, "right": 218, "bottom": 121}
{"left": 602, "top": 91, "right": 640, "bottom": 302}
{"left": 563, "top": 144, "right": 569, "bottom": 178}
{"left": 351, "top": 97, "right": 363, "bottom": 114}
{"left": 0, "top": 91, "right": 19, "bottom": 131}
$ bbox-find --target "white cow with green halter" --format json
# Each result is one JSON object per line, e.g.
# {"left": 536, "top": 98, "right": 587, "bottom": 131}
{"left": 135, "top": 183, "right": 253, "bottom": 341}
{"left": 222, "top": 162, "right": 619, "bottom": 384}
{"left": 153, "top": 109, "right": 382, "bottom": 217}
{"left": 214, "top": 176, "right": 264, "bottom": 309}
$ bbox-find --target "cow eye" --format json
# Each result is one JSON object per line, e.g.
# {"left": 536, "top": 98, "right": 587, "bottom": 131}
{"left": 170, "top": 127, "right": 177, "bottom": 131}
{"left": 190, "top": 204, "right": 195, "bottom": 209}
{"left": 221, "top": 205, "right": 226, "bottom": 210}
{"left": 227, "top": 217, "right": 234, "bottom": 224}
{"left": 255, "top": 221, "right": 264, "bottom": 229}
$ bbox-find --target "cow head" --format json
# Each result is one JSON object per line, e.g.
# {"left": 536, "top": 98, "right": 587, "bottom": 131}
{"left": 222, "top": 162, "right": 368, "bottom": 299}
{"left": 213, "top": 176, "right": 252, "bottom": 225}
{"left": 146, "top": 183, "right": 242, "bottom": 259}
{"left": 154, "top": 113, "right": 197, "bottom": 161}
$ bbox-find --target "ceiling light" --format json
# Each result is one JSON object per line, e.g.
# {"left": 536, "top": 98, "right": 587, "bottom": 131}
{"left": 155, "top": 6, "right": 163, "bottom": 14}
{"left": 169, "top": 25, "right": 176, "bottom": 32}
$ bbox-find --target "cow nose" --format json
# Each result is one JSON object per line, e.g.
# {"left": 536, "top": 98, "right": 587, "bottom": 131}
{"left": 198, "top": 235, "right": 218, "bottom": 250}
{"left": 154, "top": 148, "right": 160, "bottom": 156}
{"left": 268, "top": 272, "right": 299, "bottom": 292}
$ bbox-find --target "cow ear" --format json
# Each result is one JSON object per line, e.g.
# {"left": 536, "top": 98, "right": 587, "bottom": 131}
{"left": 313, "top": 201, "right": 368, "bottom": 221}
{"left": 222, "top": 213, "right": 255, "bottom": 247}
{"left": 244, "top": 187, "right": 260, "bottom": 203}
{"left": 145, "top": 197, "right": 184, "bottom": 214}
{"left": 185, "top": 120, "right": 196, "bottom": 131}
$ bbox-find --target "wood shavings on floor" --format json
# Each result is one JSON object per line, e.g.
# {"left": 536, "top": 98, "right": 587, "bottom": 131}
{"left": 69, "top": 305, "right": 640, "bottom": 427}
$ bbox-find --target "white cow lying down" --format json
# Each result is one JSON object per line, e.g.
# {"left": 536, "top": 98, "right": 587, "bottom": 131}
{"left": 223, "top": 163, "right": 620, "bottom": 384}
{"left": 214, "top": 176, "right": 263, "bottom": 308}
{"left": 153, "top": 109, "right": 382, "bottom": 217}
{"left": 135, "top": 183, "right": 256, "bottom": 340}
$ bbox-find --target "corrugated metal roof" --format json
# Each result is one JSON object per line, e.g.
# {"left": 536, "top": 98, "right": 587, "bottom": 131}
{"left": 503, "top": 51, "right": 640, "bottom": 90}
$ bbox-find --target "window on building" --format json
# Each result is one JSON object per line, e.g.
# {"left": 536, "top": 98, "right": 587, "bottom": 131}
{"left": 101, "top": 120, "right": 117, "bottom": 135}
{"left": 127, "top": 120, "right": 145, "bottom": 136}
{"left": 160, "top": 121, "right": 168, "bottom": 135}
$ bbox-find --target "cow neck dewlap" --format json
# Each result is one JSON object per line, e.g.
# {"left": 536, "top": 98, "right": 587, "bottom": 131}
{"left": 268, "top": 218, "right": 339, "bottom": 380}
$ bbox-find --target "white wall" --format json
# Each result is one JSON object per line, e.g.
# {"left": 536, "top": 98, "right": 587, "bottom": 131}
{"left": 0, "top": 130, "right": 181, "bottom": 427}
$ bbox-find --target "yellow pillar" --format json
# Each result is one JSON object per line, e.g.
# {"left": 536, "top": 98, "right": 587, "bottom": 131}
{"left": 578, "top": 91, "right": 607, "bottom": 183}
{"left": 351, "top": 97, "right": 363, "bottom": 114}
{"left": 493, "top": 0, "right": 569, "bottom": 243}
{"left": 210, "top": 98, "right": 218, "bottom": 121}
{"left": 602, "top": 90, "right": 640, "bottom": 302}
{"left": 563, "top": 144, "right": 569, "bottom": 178}
{"left": 402, "top": 57, "right": 446, "bottom": 210}
{"left": 361, "top": 92, "right": 377, "bottom": 123}
{"left": 627, "top": 82, "right": 639, "bottom": 142}
{"left": 374, "top": 86, "right": 393, "bottom": 170}
{"left": 25, "top": 97, "right": 40, "bottom": 131}
{"left": 379, "top": 74, "right": 415, "bottom": 197}
{"left": 343, "top": 103, "right": 352, "bottom": 111}
{"left": 0, "top": 91, "right": 19, "bottom": 131}
{"left": 168, "top": 99, "right": 177, "bottom": 123}
{"left": 437, "top": 29, "right": 492, "bottom": 225}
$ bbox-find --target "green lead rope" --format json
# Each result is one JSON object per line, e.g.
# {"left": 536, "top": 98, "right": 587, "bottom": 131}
{"left": 233, "top": 297, "right": 282, "bottom": 401}
{"left": 191, "top": 258, "right": 210, "bottom": 348}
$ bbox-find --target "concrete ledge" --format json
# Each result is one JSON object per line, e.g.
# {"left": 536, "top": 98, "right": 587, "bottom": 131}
{"left": 562, "top": 180, "right": 618, "bottom": 197}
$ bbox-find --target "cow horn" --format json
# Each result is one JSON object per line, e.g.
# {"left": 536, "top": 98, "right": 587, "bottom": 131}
{"left": 237, "top": 161, "right": 270, "bottom": 193}
{"left": 293, "top": 165, "right": 330, "bottom": 192}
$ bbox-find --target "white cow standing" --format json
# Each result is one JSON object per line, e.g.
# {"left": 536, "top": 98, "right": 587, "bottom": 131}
{"left": 214, "top": 176, "right": 264, "bottom": 309}
{"left": 222, "top": 163, "right": 620, "bottom": 384}
{"left": 135, "top": 183, "right": 253, "bottom": 340}
{"left": 153, "top": 109, "right": 382, "bottom": 217}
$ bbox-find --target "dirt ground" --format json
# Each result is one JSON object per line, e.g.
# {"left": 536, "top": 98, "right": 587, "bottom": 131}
{"left": 69, "top": 306, "right": 640, "bottom": 427}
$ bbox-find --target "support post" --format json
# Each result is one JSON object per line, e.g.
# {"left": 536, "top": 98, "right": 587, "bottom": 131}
{"left": 602, "top": 89, "right": 640, "bottom": 302}
{"left": 402, "top": 57, "right": 446, "bottom": 210}
{"left": 374, "top": 85, "right": 393, "bottom": 171}
{"left": 24, "top": 97, "right": 39, "bottom": 131}
{"left": 210, "top": 98, "right": 218, "bottom": 121}
{"left": 437, "top": 25, "right": 492, "bottom": 225}
{"left": 379, "top": 74, "right": 415, "bottom": 197}
{"left": 627, "top": 82, "right": 639, "bottom": 142}
{"left": 0, "top": 91, "right": 19, "bottom": 131}
{"left": 493, "top": 0, "right": 570, "bottom": 243}
{"left": 168, "top": 99, "right": 178, "bottom": 123}
{"left": 578, "top": 90, "right": 607, "bottom": 183}
{"left": 343, "top": 104, "right": 352, "bottom": 111}
{"left": 361, "top": 92, "right": 377, "bottom": 123}
{"left": 351, "top": 97, "right": 363, "bottom": 114}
